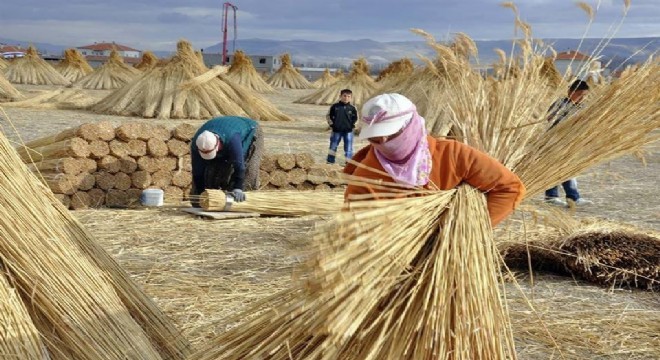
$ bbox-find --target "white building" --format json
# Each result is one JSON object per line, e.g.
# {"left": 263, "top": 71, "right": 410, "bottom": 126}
{"left": 76, "top": 42, "right": 142, "bottom": 68}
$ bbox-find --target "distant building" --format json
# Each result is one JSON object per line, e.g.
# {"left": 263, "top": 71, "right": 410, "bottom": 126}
{"left": 297, "top": 67, "right": 339, "bottom": 81}
{"left": 553, "top": 50, "right": 592, "bottom": 78}
{"left": 202, "top": 53, "right": 281, "bottom": 74}
{"left": 0, "top": 44, "right": 26, "bottom": 59}
{"left": 76, "top": 42, "right": 142, "bottom": 68}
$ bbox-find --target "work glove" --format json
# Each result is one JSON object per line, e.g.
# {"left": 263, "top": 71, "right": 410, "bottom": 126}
{"left": 230, "top": 189, "right": 246, "bottom": 202}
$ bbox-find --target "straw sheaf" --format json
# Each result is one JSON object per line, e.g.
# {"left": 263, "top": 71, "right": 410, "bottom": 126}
{"left": 73, "top": 48, "right": 141, "bottom": 90}
{"left": 375, "top": 58, "right": 414, "bottom": 82}
{"left": 266, "top": 53, "right": 313, "bottom": 89}
{"left": 225, "top": 50, "right": 274, "bottom": 93}
{"left": 92, "top": 40, "right": 291, "bottom": 120}
{"left": 294, "top": 57, "right": 378, "bottom": 106}
{"left": 190, "top": 186, "right": 516, "bottom": 359}
{"left": 311, "top": 68, "right": 338, "bottom": 88}
{"left": 2, "top": 45, "right": 70, "bottom": 85}
{"left": 0, "top": 72, "right": 24, "bottom": 102}
{"left": 135, "top": 51, "right": 159, "bottom": 71}
{"left": 56, "top": 48, "right": 94, "bottom": 82}
{"left": 0, "top": 114, "right": 190, "bottom": 358}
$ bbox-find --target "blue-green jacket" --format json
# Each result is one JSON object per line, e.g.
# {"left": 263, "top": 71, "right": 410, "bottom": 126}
{"left": 191, "top": 116, "right": 258, "bottom": 191}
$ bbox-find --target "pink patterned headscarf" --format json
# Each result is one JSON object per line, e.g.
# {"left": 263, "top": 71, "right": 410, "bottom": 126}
{"left": 366, "top": 106, "right": 432, "bottom": 187}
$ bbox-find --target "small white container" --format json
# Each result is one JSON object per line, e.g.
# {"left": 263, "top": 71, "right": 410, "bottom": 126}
{"left": 140, "top": 189, "right": 164, "bottom": 207}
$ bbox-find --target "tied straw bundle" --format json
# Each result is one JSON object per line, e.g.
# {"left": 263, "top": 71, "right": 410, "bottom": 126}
{"left": 199, "top": 189, "right": 345, "bottom": 216}
{"left": 74, "top": 48, "right": 141, "bottom": 89}
{"left": 191, "top": 185, "right": 516, "bottom": 359}
{"left": 0, "top": 73, "right": 24, "bottom": 102}
{"left": 267, "top": 53, "right": 314, "bottom": 89}
{"left": 0, "top": 109, "right": 190, "bottom": 359}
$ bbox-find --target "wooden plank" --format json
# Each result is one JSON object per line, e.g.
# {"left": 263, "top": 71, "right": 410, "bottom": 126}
{"left": 182, "top": 207, "right": 260, "bottom": 220}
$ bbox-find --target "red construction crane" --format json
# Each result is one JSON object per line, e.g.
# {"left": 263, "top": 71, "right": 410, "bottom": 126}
{"left": 222, "top": 2, "right": 238, "bottom": 65}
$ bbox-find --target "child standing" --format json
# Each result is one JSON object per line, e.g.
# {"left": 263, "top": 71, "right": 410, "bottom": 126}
{"left": 326, "top": 89, "right": 358, "bottom": 164}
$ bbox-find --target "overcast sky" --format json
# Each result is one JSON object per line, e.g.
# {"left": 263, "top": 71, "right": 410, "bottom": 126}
{"left": 1, "top": 0, "right": 658, "bottom": 51}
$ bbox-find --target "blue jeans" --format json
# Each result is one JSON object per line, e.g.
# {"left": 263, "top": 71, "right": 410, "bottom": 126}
{"left": 545, "top": 178, "right": 580, "bottom": 201}
{"left": 327, "top": 131, "right": 353, "bottom": 164}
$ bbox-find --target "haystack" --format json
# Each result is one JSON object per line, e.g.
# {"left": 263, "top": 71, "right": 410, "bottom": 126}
{"left": 0, "top": 115, "right": 190, "bottom": 358}
{"left": 0, "top": 73, "right": 24, "bottom": 102}
{"left": 225, "top": 50, "right": 274, "bottom": 93}
{"left": 376, "top": 57, "right": 415, "bottom": 83}
{"left": 266, "top": 53, "right": 313, "bottom": 89}
{"left": 2, "top": 46, "right": 70, "bottom": 85}
{"left": 294, "top": 57, "right": 378, "bottom": 106}
{"left": 334, "top": 68, "right": 345, "bottom": 79}
{"left": 92, "top": 40, "right": 292, "bottom": 120}
{"left": 311, "top": 68, "right": 337, "bottom": 88}
{"left": 74, "top": 49, "right": 140, "bottom": 89}
{"left": 1, "top": 88, "right": 96, "bottom": 110}
{"left": 135, "top": 51, "right": 159, "bottom": 71}
{"left": 56, "top": 48, "right": 93, "bottom": 82}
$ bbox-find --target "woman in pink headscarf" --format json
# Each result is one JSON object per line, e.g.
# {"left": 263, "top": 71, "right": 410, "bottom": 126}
{"left": 344, "top": 93, "right": 525, "bottom": 226}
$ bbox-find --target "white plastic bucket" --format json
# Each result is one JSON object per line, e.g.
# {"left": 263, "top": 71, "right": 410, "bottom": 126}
{"left": 140, "top": 189, "right": 164, "bottom": 207}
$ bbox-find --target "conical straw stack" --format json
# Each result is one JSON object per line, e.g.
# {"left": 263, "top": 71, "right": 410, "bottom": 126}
{"left": 267, "top": 53, "right": 313, "bottom": 89}
{"left": 135, "top": 51, "right": 159, "bottom": 71}
{"left": 0, "top": 73, "right": 24, "bottom": 102}
{"left": 225, "top": 50, "right": 274, "bottom": 93}
{"left": 56, "top": 48, "right": 93, "bottom": 82}
{"left": 3, "top": 46, "right": 70, "bottom": 85}
{"left": 74, "top": 48, "right": 140, "bottom": 89}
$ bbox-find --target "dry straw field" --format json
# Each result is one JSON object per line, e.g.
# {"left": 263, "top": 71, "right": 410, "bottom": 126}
{"left": 1, "top": 83, "right": 658, "bottom": 358}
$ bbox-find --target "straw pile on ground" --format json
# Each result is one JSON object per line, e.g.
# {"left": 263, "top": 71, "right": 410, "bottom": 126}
{"left": 257, "top": 153, "right": 343, "bottom": 191}
{"left": 92, "top": 40, "right": 292, "bottom": 121}
{"left": 0, "top": 73, "right": 24, "bottom": 102}
{"left": 312, "top": 68, "right": 337, "bottom": 88}
{"left": 191, "top": 186, "right": 516, "bottom": 359}
{"left": 500, "top": 208, "right": 660, "bottom": 290}
{"left": 18, "top": 122, "right": 197, "bottom": 209}
{"left": 56, "top": 48, "right": 93, "bottom": 82}
{"left": 135, "top": 51, "right": 159, "bottom": 71}
{"left": 225, "top": 50, "right": 274, "bottom": 93}
{"left": 375, "top": 57, "right": 415, "bottom": 89}
{"left": 1, "top": 88, "right": 96, "bottom": 110}
{"left": 0, "top": 117, "right": 190, "bottom": 358}
{"left": 267, "top": 53, "right": 313, "bottom": 89}
{"left": 74, "top": 49, "right": 141, "bottom": 89}
{"left": 294, "top": 57, "right": 378, "bottom": 106}
{"left": 2, "top": 46, "right": 70, "bottom": 85}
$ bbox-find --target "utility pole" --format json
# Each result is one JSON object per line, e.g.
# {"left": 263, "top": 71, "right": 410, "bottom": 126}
{"left": 222, "top": 2, "right": 238, "bottom": 65}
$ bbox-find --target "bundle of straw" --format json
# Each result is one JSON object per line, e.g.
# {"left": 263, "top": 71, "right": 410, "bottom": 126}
{"left": 225, "top": 50, "right": 274, "bottom": 93}
{"left": 74, "top": 49, "right": 141, "bottom": 89}
{"left": 135, "top": 51, "right": 159, "bottom": 71}
{"left": 294, "top": 57, "right": 378, "bottom": 106}
{"left": 0, "top": 269, "right": 48, "bottom": 359}
{"left": 1, "top": 88, "right": 96, "bottom": 110}
{"left": 191, "top": 186, "right": 516, "bottom": 359}
{"left": 0, "top": 72, "right": 24, "bottom": 102}
{"left": 267, "top": 53, "right": 313, "bottom": 89}
{"left": 378, "top": 32, "right": 480, "bottom": 137}
{"left": 312, "top": 68, "right": 338, "bottom": 88}
{"left": 0, "top": 115, "right": 190, "bottom": 358}
{"left": 0, "top": 56, "right": 9, "bottom": 70}
{"left": 92, "top": 40, "right": 292, "bottom": 121}
{"left": 3, "top": 46, "right": 70, "bottom": 85}
{"left": 376, "top": 58, "right": 415, "bottom": 81}
{"left": 56, "top": 48, "right": 93, "bottom": 82}
{"left": 199, "top": 189, "right": 345, "bottom": 215}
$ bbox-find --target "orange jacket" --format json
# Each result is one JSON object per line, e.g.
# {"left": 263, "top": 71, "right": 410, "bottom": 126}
{"left": 344, "top": 137, "right": 525, "bottom": 226}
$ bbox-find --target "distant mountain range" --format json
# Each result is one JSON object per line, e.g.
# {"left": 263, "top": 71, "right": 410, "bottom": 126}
{"left": 2, "top": 36, "right": 656, "bottom": 69}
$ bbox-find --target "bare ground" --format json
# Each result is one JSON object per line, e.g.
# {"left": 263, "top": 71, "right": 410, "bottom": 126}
{"left": 1, "top": 85, "right": 658, "bottom": 358}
